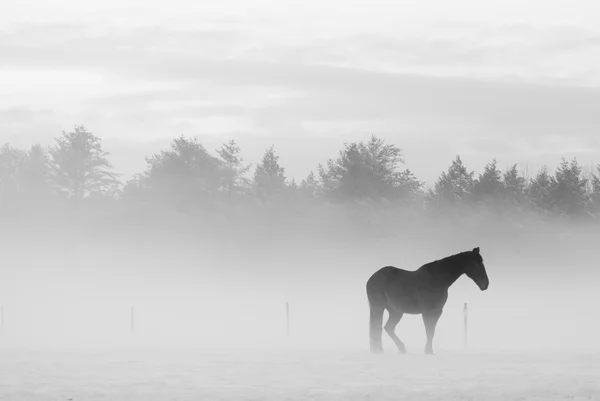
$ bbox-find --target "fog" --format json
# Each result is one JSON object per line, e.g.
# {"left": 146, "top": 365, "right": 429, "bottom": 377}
{"left": 1, "top": 202, "right": 598, "bottom": 355}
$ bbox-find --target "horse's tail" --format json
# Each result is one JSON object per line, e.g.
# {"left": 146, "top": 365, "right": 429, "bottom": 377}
{"left": 366, "top": 266, "right": 393, "bottom": 353}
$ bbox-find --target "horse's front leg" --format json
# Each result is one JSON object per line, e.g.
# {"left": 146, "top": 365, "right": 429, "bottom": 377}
{"left": 422, "top": 308, "right": 443, "bottom": 355}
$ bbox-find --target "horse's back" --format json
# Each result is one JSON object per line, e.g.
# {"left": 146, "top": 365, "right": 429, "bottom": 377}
{"left": 368, "top": 265, "right": 414, "bottom": 280}
{"left": 367, "top": 265, "right": 404, "bottom": 288}
{"left": 366, "top": 266, "right": 413, "bottom": 298}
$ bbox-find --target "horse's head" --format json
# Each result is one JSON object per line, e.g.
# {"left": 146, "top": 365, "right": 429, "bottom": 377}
{"left": 465, "top": 247, "right": 489, "bottom": 291}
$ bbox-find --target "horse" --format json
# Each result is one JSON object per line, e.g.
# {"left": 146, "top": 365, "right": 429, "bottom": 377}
{"left": 366, "top": 247, "right": 489, "bottom": 354}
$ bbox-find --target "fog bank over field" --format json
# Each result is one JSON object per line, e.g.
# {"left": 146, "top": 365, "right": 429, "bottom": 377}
{"left": 1, "top": 127, "right": 599, "bottom": 354}
{"left": 1, "top": 203, "right": 598, "bottom": 353}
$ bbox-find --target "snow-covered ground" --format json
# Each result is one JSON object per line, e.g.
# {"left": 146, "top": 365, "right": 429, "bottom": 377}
{"left": 1, "top": 346, "right": 599, "bottom": 400}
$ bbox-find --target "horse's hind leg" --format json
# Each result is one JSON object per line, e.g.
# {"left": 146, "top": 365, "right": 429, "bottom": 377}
{"left": 369, "top": 304, "right": 385, "bottom": 353}
{"left": 384, "top": 310, "right": 407, "bottom": 354}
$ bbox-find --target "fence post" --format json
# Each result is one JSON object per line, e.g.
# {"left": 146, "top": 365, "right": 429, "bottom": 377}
{"left": 286, "top": 302, "right": 290, "bottom": 337}
{"left": 463, "top": 302, "right": 468, "bottom": 350}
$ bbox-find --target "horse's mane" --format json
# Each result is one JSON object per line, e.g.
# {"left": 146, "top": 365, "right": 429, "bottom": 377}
{"left": 418, "top": 251, "right": 476, "bottom": 272}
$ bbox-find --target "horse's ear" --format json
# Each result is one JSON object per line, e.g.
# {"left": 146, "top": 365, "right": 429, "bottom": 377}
{"left": 473, "top": 247, "right": 480, "bottom": 254}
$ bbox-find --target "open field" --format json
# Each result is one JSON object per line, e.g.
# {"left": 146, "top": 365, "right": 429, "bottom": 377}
{"left": 2, "top": 214, "right": 600, "bottom": 400}
{"left": 1, "top": 346, "right": 599, "bottom": 400}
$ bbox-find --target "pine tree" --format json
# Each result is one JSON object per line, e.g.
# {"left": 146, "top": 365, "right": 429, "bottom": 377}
{"left": 216, "top": 140, "right": 251, "bottom": 197}
{"left": 299, "top": 171, "right": 320, "bottom": 199}
{"left": 473, "top": 159, "right": 503, "bottom": 204}
{"left": 548, "top": 158, "right": 589, "bottom": 217}
{"left": 253, "top": 145, "right": 287, "bottom": 201}
{"left": 528, "top": 166, "right": 553, "bottom": 214}
{"left": 591, "top": 165, "right": 600, "bottom": 215}
{"left": 502, "top": 163, "right": 527, "bottom": 208}
{"left": 430, "top": 155, "right": 475, "bottom": 208}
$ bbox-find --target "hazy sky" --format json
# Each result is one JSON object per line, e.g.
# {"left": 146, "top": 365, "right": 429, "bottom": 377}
{"left": 2, "top": 0, "right": 600, "bottom": 184}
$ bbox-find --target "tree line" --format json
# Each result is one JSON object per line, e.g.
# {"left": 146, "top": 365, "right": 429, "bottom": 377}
{"left": 1, "top": 125, "right": 600, "bottom": 224}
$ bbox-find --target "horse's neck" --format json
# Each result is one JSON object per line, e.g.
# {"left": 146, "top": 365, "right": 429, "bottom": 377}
{"left": 424, "top": 256, "right": 466, "bottom": 288}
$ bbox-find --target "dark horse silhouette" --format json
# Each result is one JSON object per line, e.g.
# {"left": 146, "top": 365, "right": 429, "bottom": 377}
{"left": 366, "top": 247, "right": 489, "bottom": 354}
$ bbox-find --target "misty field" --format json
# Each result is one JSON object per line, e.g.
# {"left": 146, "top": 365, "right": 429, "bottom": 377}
{"left": 2, "top": 210, "right": 600, "bottom": 400}
{"left": 1, "top": 346, "right": 599, "bottom": 400}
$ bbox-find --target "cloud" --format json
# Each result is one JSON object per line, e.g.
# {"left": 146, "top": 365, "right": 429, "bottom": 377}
{"left": 3, "top": 22, "right": 600, "bottom": 184}
{"left": 22, "top": 37, "right": 594, "bottom": 144}
{"left": 3, "top": 21, "right": 600, "bottom": 82}
{"left": 0, "top": 106, "right": 56, "bottom": 123}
